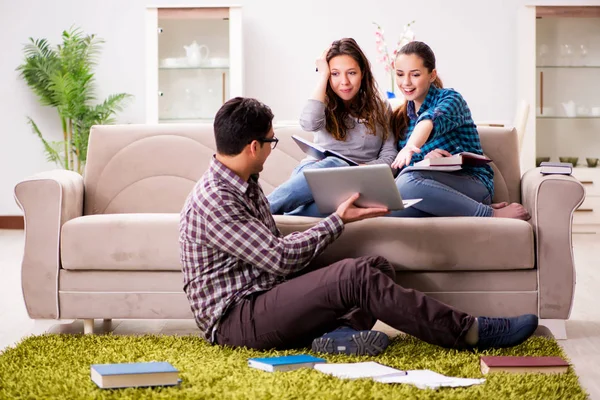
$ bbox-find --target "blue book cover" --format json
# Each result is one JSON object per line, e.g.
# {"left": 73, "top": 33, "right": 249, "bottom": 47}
{"left": 248, "top": 354, "right": 326, "bottom": 372}
{"left": 91, "top": 362, "right": 178, "bottom": 376}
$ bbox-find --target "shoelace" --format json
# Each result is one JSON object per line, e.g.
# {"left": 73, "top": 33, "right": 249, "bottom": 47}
{"left": 482, "top": 317, "right": 511, "bottom": 336}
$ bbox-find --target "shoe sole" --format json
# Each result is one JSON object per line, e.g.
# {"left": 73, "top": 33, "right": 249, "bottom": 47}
{"left": 311, "top": 331, "right": 389, "bottom": 356}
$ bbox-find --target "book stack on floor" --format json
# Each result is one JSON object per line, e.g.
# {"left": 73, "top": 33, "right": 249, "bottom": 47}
{"left": 90, "top": 361, "right": 180, "bottom": 389}
{"left": 539, "top": 161, "right": 573, "bottom": 175}
{"left": 480, "top": 356, "right": 570, "bottom": 375}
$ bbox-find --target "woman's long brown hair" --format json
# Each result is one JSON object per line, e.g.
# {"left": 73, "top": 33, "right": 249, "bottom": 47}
{"left": 390, "top": 41, "right": 443, "bottom": 142}
{"left": 325, "top": 38, "right": 389, "bottom": 141}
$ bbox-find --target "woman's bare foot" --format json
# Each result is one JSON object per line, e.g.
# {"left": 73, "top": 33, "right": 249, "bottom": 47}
{"left": 492, "top": 203, "right": 531, "bottom": 220}
{"left": 491, "top": 202, "right": 509, "bottom": 209}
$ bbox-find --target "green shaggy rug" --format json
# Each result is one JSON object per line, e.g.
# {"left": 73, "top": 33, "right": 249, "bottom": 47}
{"left": 0, "top": 334, "right": 587, "bottom": 399}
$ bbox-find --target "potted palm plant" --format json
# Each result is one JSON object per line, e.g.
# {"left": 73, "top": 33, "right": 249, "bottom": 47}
{"left": 17, "top": 27, "right": 132, "bottom": 174}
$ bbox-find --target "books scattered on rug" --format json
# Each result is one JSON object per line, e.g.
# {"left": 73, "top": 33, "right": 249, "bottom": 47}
{"left": 403, "top": 152, "right": 492, "bottom": 172}
{"left": 90, "top": 361, "right": 180, "bottom": 389}
{"left": 315, "top": 362, "right": 485, "bottom": 390}
{"left": 480, "top": 356, "right": 570, "bottom": 375}
{"left": 291, "top": 135, "right": 359, "bottom": 166}
{"left": 539, "top": 161, "right": 573, "bottom": 175}
{"left": 248, "top": 354, "right": 326, "bottom": 372}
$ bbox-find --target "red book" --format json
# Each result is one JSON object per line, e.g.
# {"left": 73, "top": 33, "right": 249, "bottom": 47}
{"left": 480, "top": 356, "right": 569, "bottom": 375}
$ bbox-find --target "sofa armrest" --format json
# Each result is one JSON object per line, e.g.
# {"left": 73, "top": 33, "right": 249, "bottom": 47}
{"left": 14, "top": 170, "right": 84, "bottom": 319}
{"left": 521, "top": 169, "right": 585, "bottom": 319}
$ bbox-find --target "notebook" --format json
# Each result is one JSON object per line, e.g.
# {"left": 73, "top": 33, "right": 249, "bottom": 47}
{"left": 303, "top": 164, "right": 422, "bottom": 214}
{"left": 90, "top": 362, "right": 180, "bottom": 389}
{"left": 248, "top": 354, "right": 326, "bottom": 372}
{"left": 292, "top": 135, "right": 359, "bottom": 166}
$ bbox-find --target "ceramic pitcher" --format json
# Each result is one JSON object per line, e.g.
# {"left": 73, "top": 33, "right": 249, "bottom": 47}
{"left": 184, "top": 41, "right": 210, "bottom": 67}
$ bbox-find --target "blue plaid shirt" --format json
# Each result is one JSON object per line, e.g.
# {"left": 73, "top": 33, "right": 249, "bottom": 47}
{"left": 398, "top": 86, "right": 494, "bottom": 197}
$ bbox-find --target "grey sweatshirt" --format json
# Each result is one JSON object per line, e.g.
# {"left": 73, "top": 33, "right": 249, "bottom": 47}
{"left": 299, "top": 99, "right": 398, "bottom": 165}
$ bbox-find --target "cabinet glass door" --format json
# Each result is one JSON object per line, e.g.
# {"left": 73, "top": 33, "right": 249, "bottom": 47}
{"left": 535, "top": 14, "right": 600, "bottom": 167}
{"left": 158, "top": 9, "right": 230, "bottom": 122}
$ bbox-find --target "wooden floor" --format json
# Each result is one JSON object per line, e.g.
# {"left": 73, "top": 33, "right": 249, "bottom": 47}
{"left": 1, "top": 229, "right": 599, "bottom": 398}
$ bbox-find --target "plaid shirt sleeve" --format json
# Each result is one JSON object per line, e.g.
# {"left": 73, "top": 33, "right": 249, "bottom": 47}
{"left": 416, "top": 89, "right": 469, "bottom": 142}
{"left": 203, "top": 198, "right": 344, "bottom": 277}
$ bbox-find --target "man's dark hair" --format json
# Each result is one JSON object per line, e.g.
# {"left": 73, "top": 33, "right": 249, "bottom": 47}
{"left": 213, "top": 97, "right": 274, "bottom": 156}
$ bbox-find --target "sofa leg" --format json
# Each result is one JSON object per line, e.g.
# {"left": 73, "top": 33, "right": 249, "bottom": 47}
{"left": 539, "top": 319, "right": 567, "bottom": 340}
{"left": 83, "top": 319, "right": 94, "bottom": 334}
{"left": 102, "top": 319, "right": 112, "bottom": 331}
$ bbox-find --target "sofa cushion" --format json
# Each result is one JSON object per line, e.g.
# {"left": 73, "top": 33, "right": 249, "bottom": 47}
{"left": 276, "top": 216, "right": 535, "bottom": 272}
{"left": 61, "top": 214, "right": 180, "bottom": 271}
{"left": 61, "top": 213, "right": 534, "bottom": 272}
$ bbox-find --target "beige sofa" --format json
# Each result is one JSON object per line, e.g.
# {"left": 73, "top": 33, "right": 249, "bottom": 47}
{"left": 14, "top": 124, "right": 585, "bottom": 337}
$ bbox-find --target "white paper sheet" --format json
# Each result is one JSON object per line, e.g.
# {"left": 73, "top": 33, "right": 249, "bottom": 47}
{"left": 314, "top": 362, "right": 485, "bottom": 390}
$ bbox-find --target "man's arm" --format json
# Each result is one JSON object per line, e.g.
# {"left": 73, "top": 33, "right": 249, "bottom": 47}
{"left": 204, "top": 202, "right": 344, "bottom": 277}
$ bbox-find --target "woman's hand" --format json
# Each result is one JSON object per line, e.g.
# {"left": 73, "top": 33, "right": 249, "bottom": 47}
{"left": 391, "top": 144, "right": 421, "bottom": 169}
{"left": 424, "top": 148, "right": 452, "bottom": 159}
{"left": 315, "top": 46, "right": 331, "bottom": 80}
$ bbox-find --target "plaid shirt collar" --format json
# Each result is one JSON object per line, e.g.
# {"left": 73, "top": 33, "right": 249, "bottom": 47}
{"left": 210, "top": 156, "right": 258, "bottom": 195}
{"left": 407, "top": 85, "right": 439, "bottom": 121}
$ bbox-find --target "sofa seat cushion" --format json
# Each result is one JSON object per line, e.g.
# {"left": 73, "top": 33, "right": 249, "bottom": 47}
{"left": 61, "top": 213, "right": 534, "bottom": 272}
{"left": 276, "top": 216, "right": 535, "bottom": 272}
{"left": 61, "top": 214, "right": 181, "bottom": 271}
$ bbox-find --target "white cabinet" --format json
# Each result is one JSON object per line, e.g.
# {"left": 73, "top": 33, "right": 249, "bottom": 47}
{"left": 145, "top": 6, "right": 243, "bottom": 123}
{"left": 517, "top": 5, "right": 600, "bottom": 233}
{"left": 572, "top": 168, "right": 600, "bottom": 232}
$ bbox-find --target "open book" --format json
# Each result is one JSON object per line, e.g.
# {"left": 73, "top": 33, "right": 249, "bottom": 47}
{"left": 292, "top": 135, "right": 359, "bottom": 166}
{"left": 414, "top": 152, "right": 492, "bottom": 168}
{"left": 314, "top": 362, "right": 485, "bottom": 389}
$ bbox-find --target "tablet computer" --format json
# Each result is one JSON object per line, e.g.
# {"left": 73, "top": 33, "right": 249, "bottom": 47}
{"left": 303, "top": 164, "right": 422, "bottom": 214}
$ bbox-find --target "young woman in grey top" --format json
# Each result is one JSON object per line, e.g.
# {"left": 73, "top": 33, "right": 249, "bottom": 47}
{"left": 268, "top": 38, "right": 397, "bottom": 216}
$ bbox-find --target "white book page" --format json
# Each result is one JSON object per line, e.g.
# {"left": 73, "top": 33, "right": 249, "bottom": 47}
{"left": 314, "top": 362, "right": 405, "bottom": 379}
{"left": 375, "top": 369, "right": 485, "bottom": 389}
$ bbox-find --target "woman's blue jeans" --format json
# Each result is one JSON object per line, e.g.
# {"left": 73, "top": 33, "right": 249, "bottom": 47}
{"left": 389, "top": 170, "right": 493, "bottom": 218}
{"left": 267, "top": 157, "right": 350, "bottom": 215}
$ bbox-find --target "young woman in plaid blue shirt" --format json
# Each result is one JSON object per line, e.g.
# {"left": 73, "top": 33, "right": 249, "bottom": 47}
{"left": 389, "top": 41, "right": 530, "bottom": 219}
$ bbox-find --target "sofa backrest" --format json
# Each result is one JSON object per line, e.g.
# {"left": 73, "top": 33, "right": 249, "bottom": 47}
{"left": 83, "top": 124, "right": 520, "bottom": 215}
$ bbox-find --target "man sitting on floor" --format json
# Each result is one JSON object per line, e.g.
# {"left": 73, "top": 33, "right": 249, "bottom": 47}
{"left": 179, "top": 97, "right": 538, "bottom": 356}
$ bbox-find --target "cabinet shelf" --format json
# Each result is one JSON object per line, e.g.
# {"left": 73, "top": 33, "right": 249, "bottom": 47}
{"left": 159, "top": 66, "right": 229, "bottom": 70}
{"left": 536, "top": 65, "right": 600, "bottom": 69}
{"left": 537, "top": 116, "right": 600, "bottom": 119}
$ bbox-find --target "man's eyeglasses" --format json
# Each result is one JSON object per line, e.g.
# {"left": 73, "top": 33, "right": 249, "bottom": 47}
{"left": 257, "top": 136, "right": 279, "bottom": 149}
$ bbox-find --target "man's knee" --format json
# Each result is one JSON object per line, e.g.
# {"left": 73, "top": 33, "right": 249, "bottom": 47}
{"left": 349, "top": 256, "right": 396, "bottom": 281}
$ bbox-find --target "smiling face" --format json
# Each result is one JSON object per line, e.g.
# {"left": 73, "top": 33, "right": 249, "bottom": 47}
{"left": 328, "top": 55, "right": 363, "bottom": 103}
{"left": 395, "top": 53, "right": 437, "bottom": 110}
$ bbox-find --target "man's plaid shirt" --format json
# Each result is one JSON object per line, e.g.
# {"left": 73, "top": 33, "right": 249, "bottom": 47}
{"left": 180, "top": 156, "right": 344, "bottom": 342}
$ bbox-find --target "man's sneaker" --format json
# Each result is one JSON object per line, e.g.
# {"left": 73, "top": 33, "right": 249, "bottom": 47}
{"left": 476, "top": 314, "right": 538, "bottom": 350}
{"left": 311, "top": 327, "right": 390, "bottom": 356}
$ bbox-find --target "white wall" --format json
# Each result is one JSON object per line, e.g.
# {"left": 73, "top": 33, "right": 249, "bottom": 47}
{"left": 0, "top": 0, "right": 586, "bottom": 215}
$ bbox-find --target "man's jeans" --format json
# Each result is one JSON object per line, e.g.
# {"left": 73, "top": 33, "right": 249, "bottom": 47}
{"left": 268, "top": 157, "right": 350, "bottom": 215}
{"left": 215, "top": 256, "right": 475, "bottom": 350}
